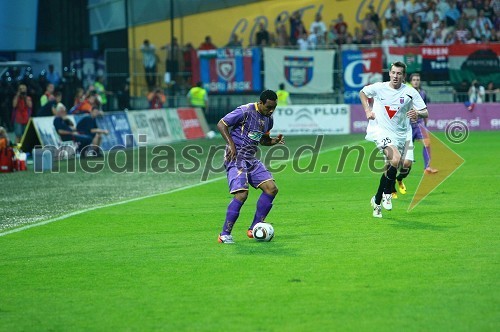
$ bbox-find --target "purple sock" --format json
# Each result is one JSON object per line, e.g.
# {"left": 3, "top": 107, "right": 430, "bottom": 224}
{"left": 221, "top": 199, "right": 244, "bottom": 235}
{"left": 249, "top": 192, "right": 275, "bottom": 230}
{"left": 423, "top": 146, "right": 431, "bottom": 169}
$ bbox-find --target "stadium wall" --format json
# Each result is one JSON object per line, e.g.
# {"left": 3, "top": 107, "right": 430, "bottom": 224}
{"left": 128, "top": 0, "right": 383, "bottom": 52}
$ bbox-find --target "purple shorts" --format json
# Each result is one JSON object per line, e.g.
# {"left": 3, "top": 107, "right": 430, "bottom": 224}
{"left": 411, "top": 120, "right": 429, "bottom": 141}
{"left": 225, "top": 159, "right": 273, "bottom": 194}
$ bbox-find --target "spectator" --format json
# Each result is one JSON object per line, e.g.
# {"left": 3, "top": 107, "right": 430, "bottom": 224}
{"left": 0, "top": 126, "right": 9, "bottom": 147}
{"left": 70, "top": 91, "right": 99, "bottom": 114}
{"left": 187, "top": 81, "right": 209, "bottom": 115}
{"left": 327, "top": 23, "right": 338, "bottom": 47}
{"left": 394, "top": 27, "right": 407, "bottom": 46}
{"left": 411, "top": 0, "right": 428, "bottom": 22}
{"left": 334, "top": 13, "right": 348, "bottom": 36}
{"left": 275, "top": 23, "right": 289, "bottom": 47}
{"left": 361, "top": 13, "right": 379, "bottom": 44}
{"left": 454, "top": 79, "right": 470, "bottom": 102}
{"left": 199, "top": 36, "right": 217, "bottom": 50}
{"left": 445, "top": 0, "right": 462, "bottom": 26}
{"left": 454, "top": 19, "right": 470, "bottom": 43}
{"left": 341, "top": 34, "right": 359, "bottom": 51}
{"left": 226, "top": 33, "right": 243, "bottom": 48}
{"left": 367, "top": 4, "right": 382, "bottom": 32}
{"left": 117, "top": 78, "right": 131, "bottom": 111}
{"left": 309, "top": 13, "right": 327, "bottom": 44}
{"left": 37, "top": 91, "right": 62, "bottom": 117}
{"left": 468, "top": 80, "right": 486, "bottom": 103}
{"left": 140, "top": 39, "right": 158, "bottom": 91}
{"left": 307, "top": 27, "right": 319, "bottom": 49}
{"left": 147, "top": 88, "right": 166, "bottom": 109}
{"left": 53, "top": 103, "right": 92, "bottom": 152}
{"left": 255, "top": 22, "right": 270, "bottom": 46}
{"left": 408, "top": 21, "right": 425, "bottom": 44}
{"left": 289, "top": 11, "right": 306, "bottom": 46}
{"left": 383, "top": 20, "right": 398, "bottom": 38}
{"left": 436, "top": 0, "right": 451, "bottom": 20}
{"left": 296, "top": 30, "right": 309, "bottom": 50}
{"left": 470, "top": 9, "right": 494, "bottom": 39}
{"left": 335, "top": 20, "right": 349, "bottom": 45}
{"left": 73, "top": 87, "right": 85, "bottom": 106}
{"left": 424, "top": 1, "right": 441, "bottom": 24}
{"left": 276, "top": 83, "right": 292, "bottom": 106}
{"left": 76, "top": 106, "right": 109, "bottom": 156}
{"left": 45, "top": 64, "right": 62, "bottom": 89}
{"left": 399, "top": 9, "right": 412, "bottom": 34}
{"left": 162, "top": 37, "right": 184, "bottom": 85}
{"left": 396, "top": 0, "right": 413, "bottom": 16}
{"left": 462, "top": 0, "right": 478, "bottom": 26}
{"left": 381, "top": 31, "right": 397, "bottom": 65}
{"left": 484, "top": 81, "right": 498, "bottom": 102}
{"left": 384, "top": 1, "right": 397, "bottom": 25}
{"left": 182, "top": 43, "right": 195, "bottom": 87}
{"left": 93, "top": 76, "right": 113, "bottom": 112}
{"left": 12, "top": 84, "right": 32, "bottom": 143}
{"left": 40, "top": 83, "right": 55, "bottom": 108}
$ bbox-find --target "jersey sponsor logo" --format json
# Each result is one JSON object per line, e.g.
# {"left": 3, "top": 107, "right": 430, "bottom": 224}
{"left": 385, "top": 105, "right": 398, "bottom": 119}
{"left": 248, "top": 131, "right": 263, "bottom": 141}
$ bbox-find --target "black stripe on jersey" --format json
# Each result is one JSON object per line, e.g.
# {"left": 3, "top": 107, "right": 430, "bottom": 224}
{"left": 406, "top": 94, "right": 413, "bottom": 99}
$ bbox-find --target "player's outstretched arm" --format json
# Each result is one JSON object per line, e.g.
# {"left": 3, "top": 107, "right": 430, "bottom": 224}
{"left": 260, "top": 133, "right": 285, "bottom": 146}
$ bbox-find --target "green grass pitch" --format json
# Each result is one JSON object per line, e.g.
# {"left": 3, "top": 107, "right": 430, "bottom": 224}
{"left": 0, "top": 132, "right": 499, "bottom": 331}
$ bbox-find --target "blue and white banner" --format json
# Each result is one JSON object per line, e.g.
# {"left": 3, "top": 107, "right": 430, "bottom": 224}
{"left": 342, "top": 49, "right": 383, "bottom": 104}
{"left": 264, "top": 48, "right": 335, "bottom": 94}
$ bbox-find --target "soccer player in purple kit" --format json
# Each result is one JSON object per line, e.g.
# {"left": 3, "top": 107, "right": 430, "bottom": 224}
{"left": 391, "top": 73, "right": 438, "bottom": 198}
{"left": 217, "top": 90, "right": 285, "bottom": 244}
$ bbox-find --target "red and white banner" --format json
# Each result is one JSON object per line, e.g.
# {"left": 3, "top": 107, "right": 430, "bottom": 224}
{"left": 177, "top": 108, "right": 206, "bottom": 139}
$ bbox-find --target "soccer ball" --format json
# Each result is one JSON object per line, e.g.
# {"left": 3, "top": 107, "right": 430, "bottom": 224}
{"left": 252, "top": 222, "right": 274, "bottom": 242}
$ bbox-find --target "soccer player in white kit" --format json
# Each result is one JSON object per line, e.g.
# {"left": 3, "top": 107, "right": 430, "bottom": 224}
{"left": 359, "top": 61, "right": 429, "bottom": 218}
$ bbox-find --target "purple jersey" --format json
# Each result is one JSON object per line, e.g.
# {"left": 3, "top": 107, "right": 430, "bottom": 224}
{"left": 221, "top": 102, "right": 274, "bottom": 161}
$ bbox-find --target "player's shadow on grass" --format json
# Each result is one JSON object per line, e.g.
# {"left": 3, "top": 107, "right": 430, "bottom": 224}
{"left": 230, "top": 240, "right": 298, "bottom": 256}
{"left": 389, "top": 218, "right": 457, "bottom": 231}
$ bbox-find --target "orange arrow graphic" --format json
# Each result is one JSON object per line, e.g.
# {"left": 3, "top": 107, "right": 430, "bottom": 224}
{"left": 409, "top": 131, "right": 465, "bottom": 211}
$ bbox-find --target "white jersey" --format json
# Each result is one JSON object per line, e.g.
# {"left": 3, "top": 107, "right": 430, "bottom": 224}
{"left": 362, "top": 82, "right": 426, "bottom": 141}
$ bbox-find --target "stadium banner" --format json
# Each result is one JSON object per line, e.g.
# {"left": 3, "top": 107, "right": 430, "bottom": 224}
{"left": 342, "top": 49, "right": 383, "bottom": 104}
{"left": 271, "top": 104, "right": 350, "bottom": 135}
{"left": 386, "top": 46, "right": 423, "bottom": 73}
{"left": 74, "top": 112, "right": 136, "bottom": 151}
{"left": 350, "top": 103, "right": 500, "bottom": 133}
{"left": 191, "top": 48, "right": 262, "bottom": 93}
{"left": 264, "top": 48, "right": 335, "bottom": 94}
{"left": 176, "top": 107, "right": 207, "bottom": 140}
{"left": 448, "top": 43, "right": 500, "bottom": 85}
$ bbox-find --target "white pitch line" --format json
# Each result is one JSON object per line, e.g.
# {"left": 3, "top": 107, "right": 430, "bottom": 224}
{"left": 0, "top": 140, "right": 365, "bottom": 237}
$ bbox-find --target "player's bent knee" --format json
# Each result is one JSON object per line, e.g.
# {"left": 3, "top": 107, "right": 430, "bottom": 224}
{"left": 234, "top": 191, "right": 248, "bottom": 202}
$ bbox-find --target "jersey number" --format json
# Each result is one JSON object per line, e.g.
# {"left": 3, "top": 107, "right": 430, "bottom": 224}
{"left": 382, "top": 137, "right": 392, "bottom": 147}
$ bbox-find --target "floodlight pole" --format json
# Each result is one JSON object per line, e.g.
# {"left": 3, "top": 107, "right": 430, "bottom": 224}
{"left": 170, "top": 0, "right": 176, "bottom": 106}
